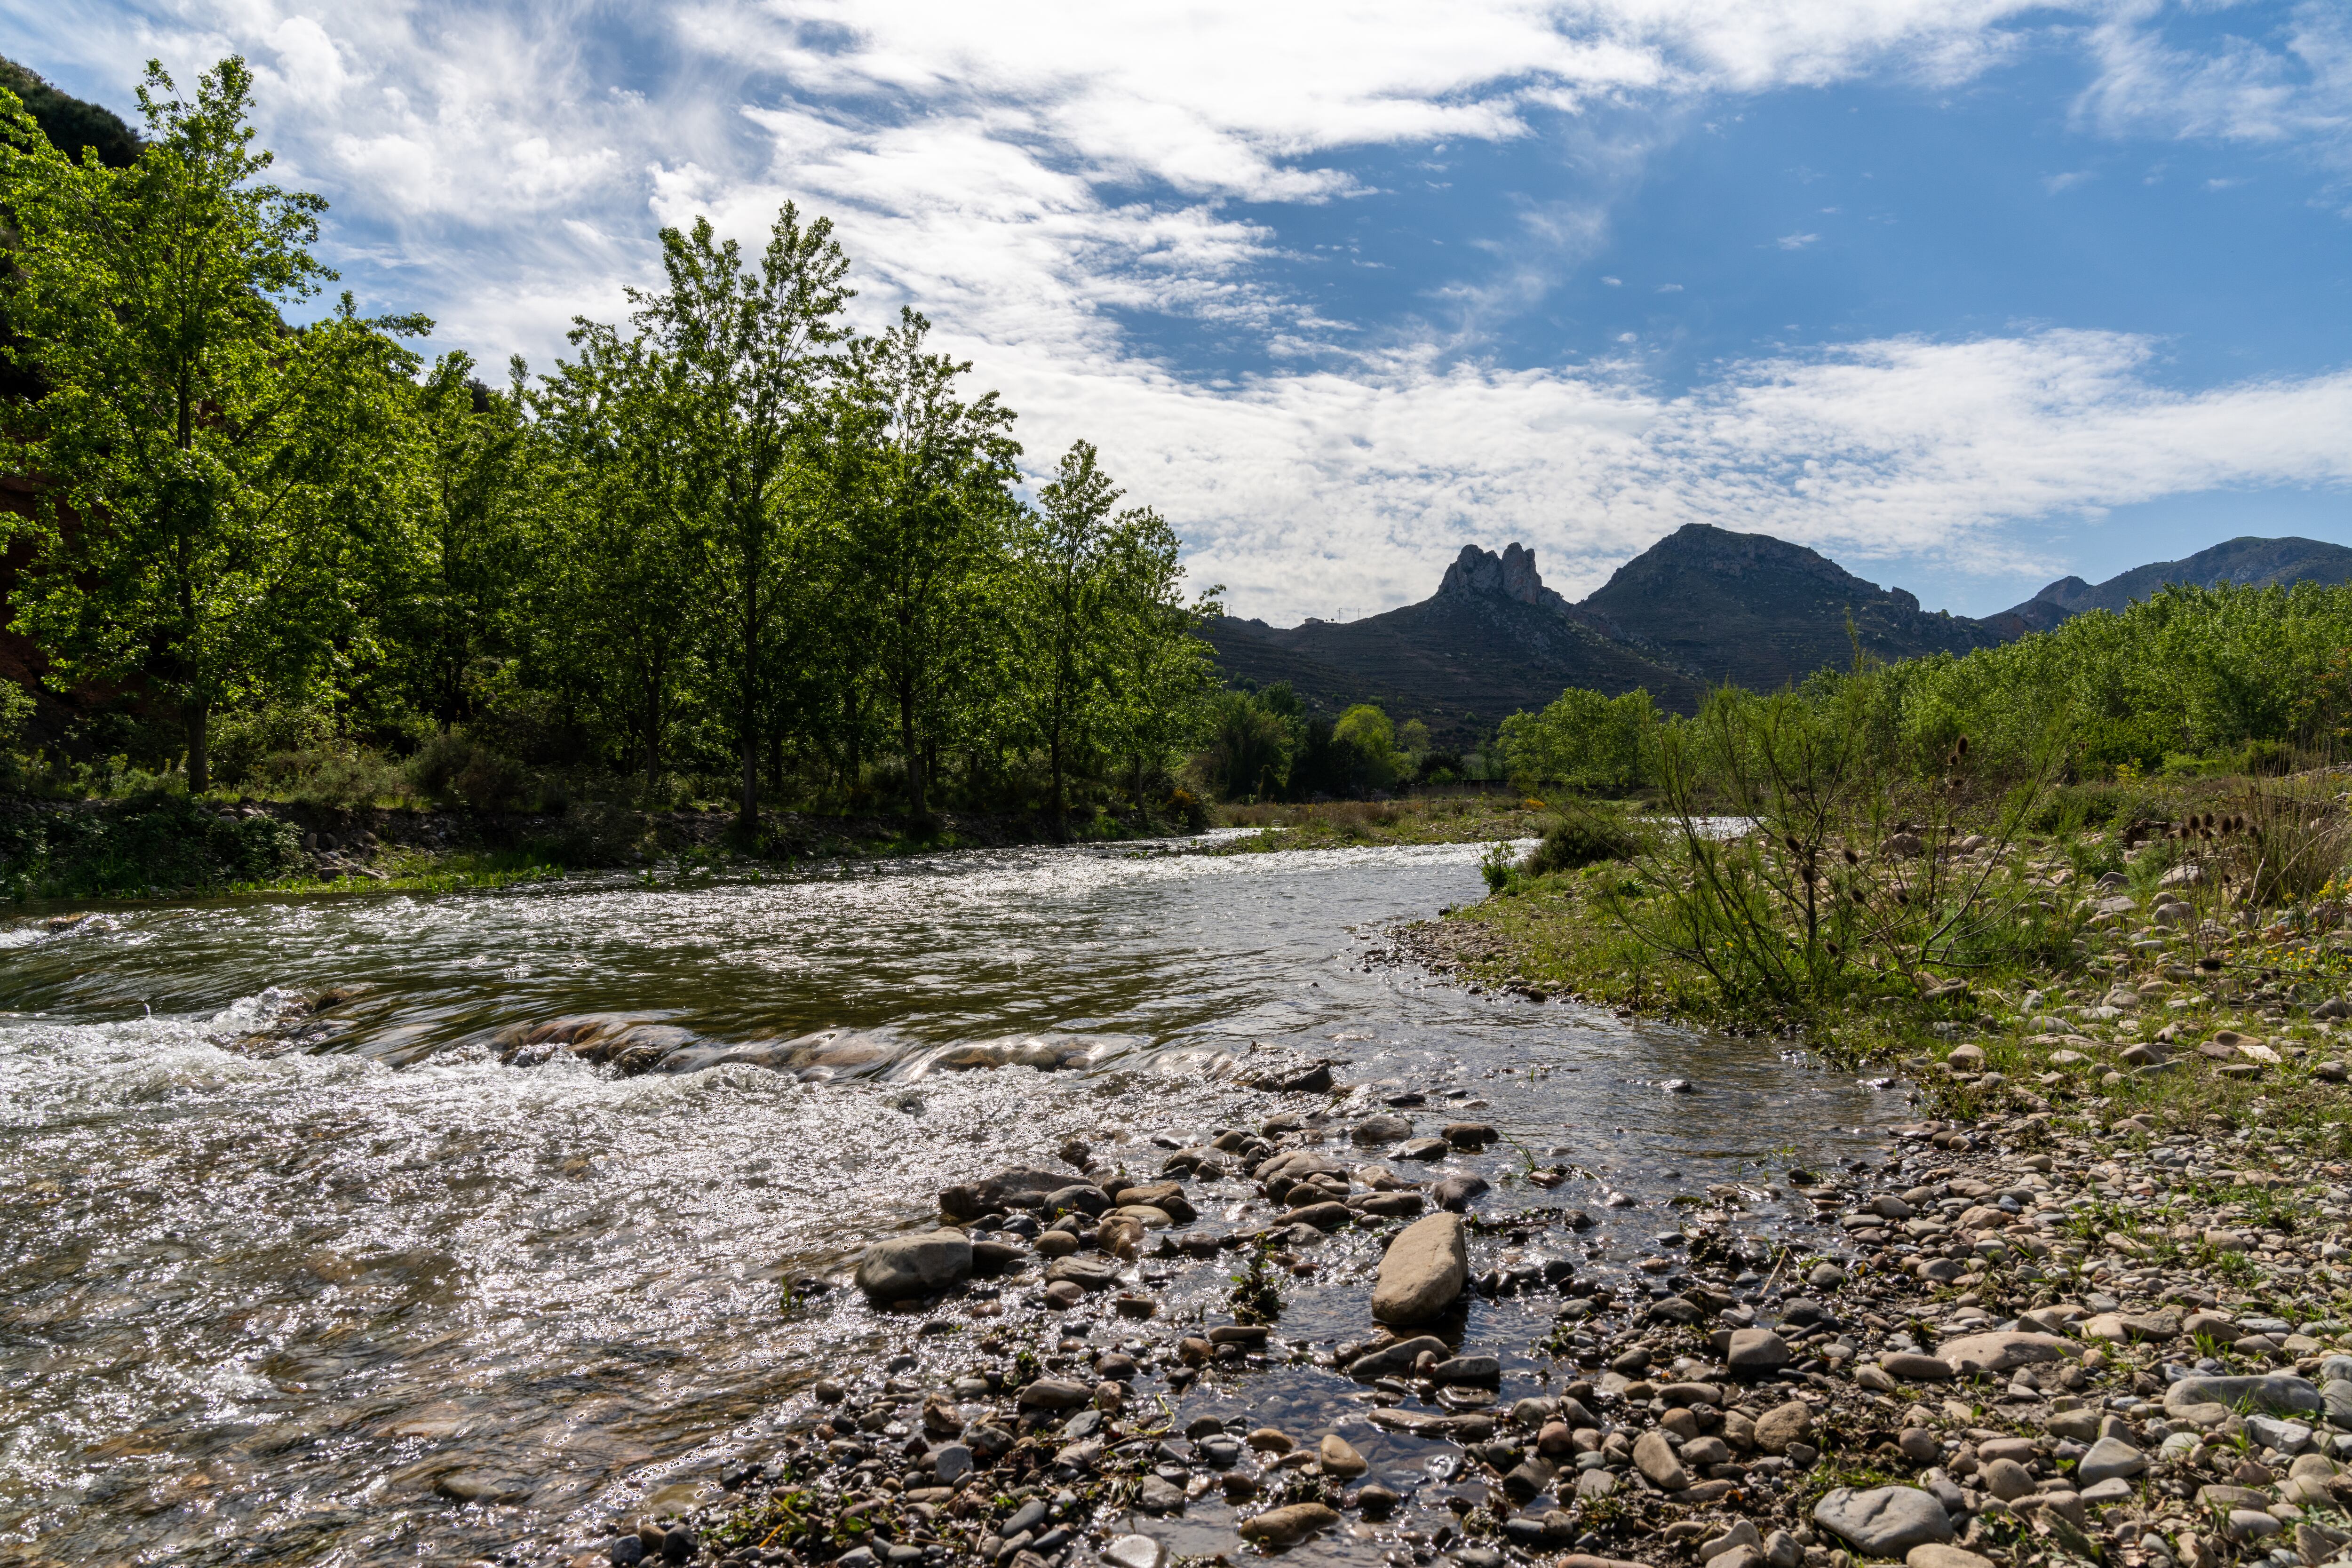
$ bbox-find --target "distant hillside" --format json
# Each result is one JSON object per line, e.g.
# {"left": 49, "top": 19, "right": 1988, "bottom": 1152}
{"left": 1203, "top": 543, "right": 1699, "bottom": 745}
{"left": 0, "top": 57, "right": 140, "bottom": 167}
{"left": 1203, "top": 525, "right": 2352, "bottom": 734}
{"left": 1579, "top": 523, "right": 2005, "bottom": 689}
{"left": 1995, "top": 536, "right": 2352, "bottom": 633}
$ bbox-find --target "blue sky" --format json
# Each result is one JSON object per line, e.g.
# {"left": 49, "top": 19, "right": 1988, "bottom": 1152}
{"left": 6, "top": 1, "right": 2351, "bottom": 622}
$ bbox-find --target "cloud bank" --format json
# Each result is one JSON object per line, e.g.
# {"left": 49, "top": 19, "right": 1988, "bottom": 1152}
{"left": 2, "top": 0, "right": 2348, "bottom": 619}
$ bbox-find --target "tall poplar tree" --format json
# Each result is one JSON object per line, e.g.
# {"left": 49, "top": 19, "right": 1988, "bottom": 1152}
{"left": 836, "top": 309, "right": 1020, "bottom": 818}
{"left": 629, "top": 208, "right": 849, "bottom": 831}
{"left": 0, "top": 58, "right": 424, "bottom": 788}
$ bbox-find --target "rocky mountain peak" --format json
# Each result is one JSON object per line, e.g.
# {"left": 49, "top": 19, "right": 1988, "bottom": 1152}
{"left": 1437, "top": 542, "right": 1570, "bottom": 614}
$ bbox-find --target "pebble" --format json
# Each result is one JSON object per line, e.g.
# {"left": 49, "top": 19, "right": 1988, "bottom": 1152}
{"left": 1318, "top": 1433, "right": 1367, "bottom": 1477}
{"left": 1237, "top": 1502, "right": 1339, "bottom": 1546}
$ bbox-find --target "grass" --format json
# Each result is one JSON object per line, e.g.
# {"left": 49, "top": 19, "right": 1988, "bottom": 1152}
{"left": 1412, "top": 788, "right": 2352, "bottom": 1143}
{"left": 1206, "top": 792, "right": 1559, "bottom": 854}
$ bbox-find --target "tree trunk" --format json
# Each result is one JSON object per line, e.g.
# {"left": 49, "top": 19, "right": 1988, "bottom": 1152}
{"left": 641, "top": 666, "right": 662, "bottom": 803}
{"left": 899, "top": 680, "right": 925, "bottom": 818}
{"left": 185, "top": 699, "right": 211, "bottom": 794}
{"left": 738, "top": 585, "right": 760, "bottom": 834}
{"left": 1050, "top": 724, "right": 1065, "bottom": 821}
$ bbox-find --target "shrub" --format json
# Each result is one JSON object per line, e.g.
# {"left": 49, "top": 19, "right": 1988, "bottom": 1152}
{"left": 543, "top": 799, "right": 645, "bottom": 864}
{"left": 0, "top": 795, "right": 302, "bottom": 898}
{"left": 291, "top": 751, "right": 406, "bottom": 811}
{"left": 1525, "top": 806, "right": 1645, "bottom": 875}
{"left": 211, "top": 705, "right": 335, "bottom": 787}
{"left": 409, "top": 733, "right": 528, "bottom": 812}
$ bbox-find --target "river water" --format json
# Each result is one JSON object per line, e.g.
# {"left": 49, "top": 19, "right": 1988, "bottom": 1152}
{"left": 0, "top": 837, "right": 1908, "bottom": 1566}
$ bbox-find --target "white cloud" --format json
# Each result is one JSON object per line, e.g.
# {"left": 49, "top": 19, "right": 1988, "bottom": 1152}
{"left": 2042, "top": 169, "right": 2093, "bottom": 191}
{"left": 2075, "top": 0, "right": 2352, "bottom": 164}
{"left": 973, "top": 328, "right": 2352, "bottom": 619}
{"left": 3, "top": 0, "right": 2350, "bottom": 627}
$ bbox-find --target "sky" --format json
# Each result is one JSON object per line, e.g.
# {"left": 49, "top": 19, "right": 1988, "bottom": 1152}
{"left": 6, "top": 1, "right": 2351, "bottom": 624}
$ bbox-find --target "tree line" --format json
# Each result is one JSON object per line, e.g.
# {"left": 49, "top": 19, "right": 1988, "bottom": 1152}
{"left": 1499, "top": 577, "right": 2352, "bottom": 798}
{"left": 0, "top": 58, "right": 1221, "bottom": 829}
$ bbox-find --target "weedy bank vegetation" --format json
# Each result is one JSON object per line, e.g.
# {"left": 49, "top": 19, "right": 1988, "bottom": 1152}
{"left": 1421, "top": 579, "right": 2352, "bottom": 1143}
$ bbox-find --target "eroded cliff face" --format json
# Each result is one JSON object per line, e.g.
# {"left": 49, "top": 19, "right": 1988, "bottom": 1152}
{"left": 1437, "top": 542, "right": 1575, "bottom": 618}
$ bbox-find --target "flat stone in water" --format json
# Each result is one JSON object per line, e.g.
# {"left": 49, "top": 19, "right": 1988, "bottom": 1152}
{"left": 1102, "top": 1536, "right": 1166, "bottom": 1568}
{"left": 852, "top": 1230, "right": 972, "bottom": 1303}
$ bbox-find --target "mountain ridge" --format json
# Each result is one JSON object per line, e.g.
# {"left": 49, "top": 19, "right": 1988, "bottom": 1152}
{"left": 1996, "top": 536, "right": 2352, "bottom": 633}
{"left": 1205, "top": 525, "right": 2352, "bottom": 742}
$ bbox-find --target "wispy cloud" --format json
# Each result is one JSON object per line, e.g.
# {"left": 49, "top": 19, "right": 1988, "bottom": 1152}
{"left": 1036, "top": 329, "right": 2352, "bottom": 617}
{"left": 2075, "top": 0, "right": 2352, "bottom": 166}
{"left": 1, "top": 0, "right": 2349, "bottom": 623}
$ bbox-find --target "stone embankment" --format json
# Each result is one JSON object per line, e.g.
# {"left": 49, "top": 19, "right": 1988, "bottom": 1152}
{"left": 541, "top": 1086, "right": 2352, "bottom": 1568}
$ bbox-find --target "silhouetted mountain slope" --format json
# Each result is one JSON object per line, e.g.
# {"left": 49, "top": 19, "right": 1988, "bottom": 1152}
{"left": 1998, "top": 536, "right": 2352, "bottom": 631}
{"left": 1579, "top": 523, "right": 2004, "bottom": 689}
{"left": 1202, "top": 543, "right": 1699, "bottom": 743}
{"left": 1205, "top": 527, "right": 2352, "bottom": 732}
{"left": 0, "top": 57, "right": 140, "bottom": 167}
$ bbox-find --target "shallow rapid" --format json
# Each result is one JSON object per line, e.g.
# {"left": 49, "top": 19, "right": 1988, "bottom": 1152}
{"left": 0, "top": 837, "right": 1908, "bottom": 1565}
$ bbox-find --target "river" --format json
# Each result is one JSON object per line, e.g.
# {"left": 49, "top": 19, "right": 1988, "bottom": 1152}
{"left": 0, "top": 836, "right": 1908, "bottom": 1565}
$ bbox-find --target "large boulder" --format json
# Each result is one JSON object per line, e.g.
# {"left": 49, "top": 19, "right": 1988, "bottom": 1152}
{"left": 853, "top": 1229, "right": 972, "bottom": 1302}
{"left": 1813, "top": 1488, "right": 1955, "bottom": 1556}
{"left": 1372, "top": 1213, "right": 1468, "bottom": 1325}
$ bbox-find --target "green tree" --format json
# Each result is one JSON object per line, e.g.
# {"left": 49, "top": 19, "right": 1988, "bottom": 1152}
{"left": 1332, "top": 703, "right": 1398, "bottom": 790}
{"left": 631, "top": 206, "right": 850, "bottom": 829}
{"left": 405, "top": 351, "right": 536, "bottom": 732}
{"left": 1013, "top": 440, "right": 1120, "bottom": 818}
{"left": 834, "top": 309, "right": 1020, "bottom": 817}
{"left": 1500, "top": 686, "right": 1657, "bottom": 794}
{"left": 1096, "top": 503, "right": 1219, "bottom": 805}
{"left": 534, "top": 320, "right": 708, "bottom": 796}
{"left": 1201, "top": 687, "right": 1297, "bottom": 801}
{"left": 0, "top": 57, "right": 425, "bottom": 790}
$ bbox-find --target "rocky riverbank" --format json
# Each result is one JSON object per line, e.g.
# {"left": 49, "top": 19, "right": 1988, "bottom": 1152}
{"left": 527, "top": 1047, "right": 2352, "bottom": 1568}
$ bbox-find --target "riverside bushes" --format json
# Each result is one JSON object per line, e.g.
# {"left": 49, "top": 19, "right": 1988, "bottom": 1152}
{"left": 1506, "top": 580, "right": 2352, "bottom": 802}
{"left": 0, "top": 795, "right": 303, "bottom": 899}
